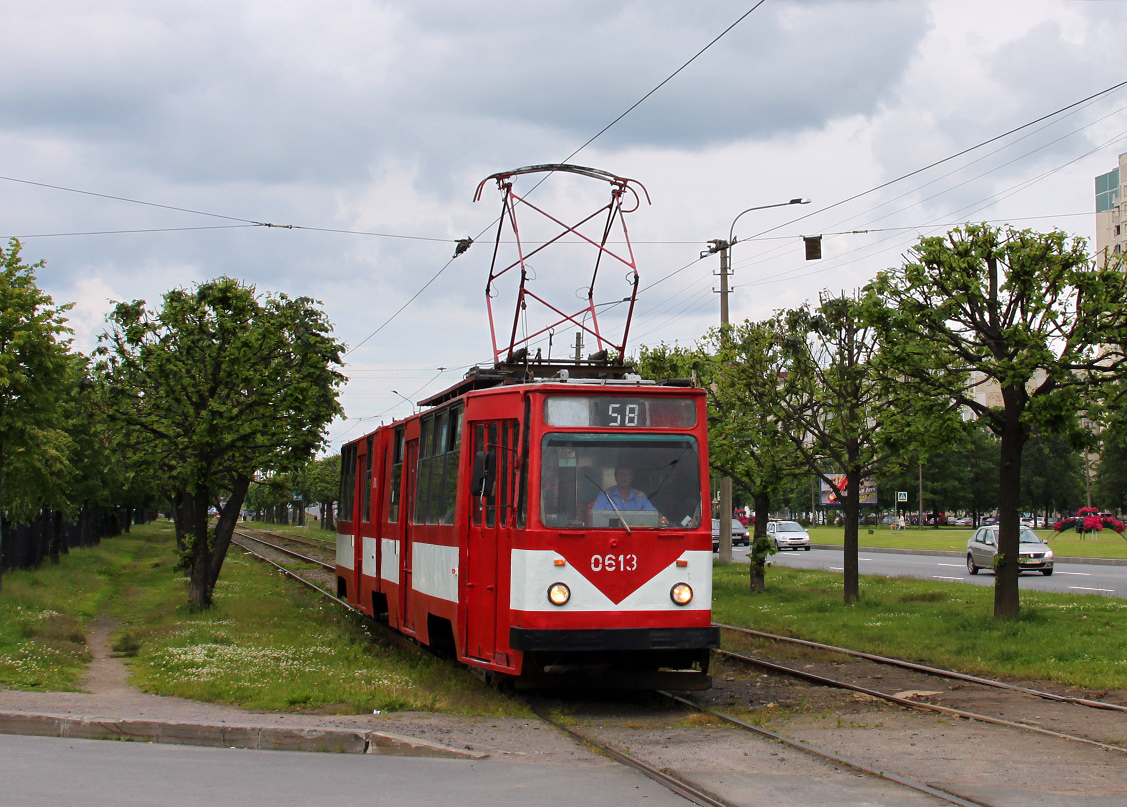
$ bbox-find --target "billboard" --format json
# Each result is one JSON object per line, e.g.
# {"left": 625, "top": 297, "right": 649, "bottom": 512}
{"left": 820, "top": 475, "right": 878, "bottom": 507}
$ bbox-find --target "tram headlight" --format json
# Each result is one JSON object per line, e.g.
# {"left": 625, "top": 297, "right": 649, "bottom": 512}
{"left": 548, "top": 583, "right": 571, "bottom": 606}
{"left": 670, "top": 583, "right": 693, "bottom": 606}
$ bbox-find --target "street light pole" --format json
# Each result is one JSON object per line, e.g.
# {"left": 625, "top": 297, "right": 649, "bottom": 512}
{"left": 705, "top": 197, "right": 810, "bottom": 565}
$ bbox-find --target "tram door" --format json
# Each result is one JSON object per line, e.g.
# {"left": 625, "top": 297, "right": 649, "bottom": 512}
{"left": 400, "top": 439, "right": 418, "bottom": 634}
{"left": 465, "top": 420, "right": 518, "bottom": 663}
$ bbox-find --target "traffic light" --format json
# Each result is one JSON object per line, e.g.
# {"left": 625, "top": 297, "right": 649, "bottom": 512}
{"left": 804, "top": 235, "right": 822, "bottom": 260}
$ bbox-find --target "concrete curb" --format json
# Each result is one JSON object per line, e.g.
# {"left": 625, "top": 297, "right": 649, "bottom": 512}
{"left": 0, "top": 710, "right": 487, "bottom": 758}
{"left": 809, "top": 544, "right": 1127, "bottom": 566}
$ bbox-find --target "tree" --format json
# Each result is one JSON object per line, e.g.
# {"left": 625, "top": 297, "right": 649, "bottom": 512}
{"left": 307, "top": 453, "right": 342, "bottom": 530}
{"left": 1095, "top": 418, "right": 1127, "bottom": 514}
{"left": 96, "top": 277, "right": 345, "bottom": 608}
{"left": 705, "top": 319, "right": 808, "bottom": 592}
{"left": 0, "top": 240, "right": 74, "bottom": 591}
{"left": 869, "top": 224, "right": 1127, "bottom": 618}
{"left": 1020, "top": 432, "right": 1084, "bottom": 524}
{"left": 775, "top": 293, "right": 897, "bottom": 604}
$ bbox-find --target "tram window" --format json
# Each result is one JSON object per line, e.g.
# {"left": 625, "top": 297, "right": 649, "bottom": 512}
{"left": 361, "top": 435, "right": 373, "bottom": 522}
{"left": 414, "top": 417, "right": 432, "bottom": 525}
{"left": 339, "top": 443, "right": 358, "bottom": 522}
{"left": 470, "top": 424, "right": 487, "bottom": 526}
{"left": 539, "top": 434, "right": 701, "bottom": 530}
{"left": 388, "top": 427, "right": 404, "bottom": 523}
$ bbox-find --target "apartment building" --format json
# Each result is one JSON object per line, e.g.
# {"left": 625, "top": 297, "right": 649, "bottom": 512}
{"left": 1095, "top": 151, "right": 1127, "bottom": 266}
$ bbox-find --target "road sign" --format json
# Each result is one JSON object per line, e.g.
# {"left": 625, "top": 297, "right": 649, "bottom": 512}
{"left": 897, "top": 491, "right": 908, "bottom": 502}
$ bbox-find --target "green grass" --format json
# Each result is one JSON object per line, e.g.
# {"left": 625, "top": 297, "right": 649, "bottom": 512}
{"left": 0, "top": 531, "right": 152, "bottom": 690}
{"left": 713, "top": 563, "right": 1127, "bottom": 690}
{"left": 807, "top": 525, "right": 1127, "bottom": 559}
{"left": 110, "top": 524, "right": 523, "bottom": 716}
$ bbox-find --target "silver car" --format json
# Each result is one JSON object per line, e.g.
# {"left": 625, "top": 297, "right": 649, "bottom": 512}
{"left": 767, "top": 520, "right": 811, "bottom": 551}
{"left": 966, "top": 526, "right": 1054, "bottom": 576}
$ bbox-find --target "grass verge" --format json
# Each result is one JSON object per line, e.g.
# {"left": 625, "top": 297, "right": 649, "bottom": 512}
{"left": 807, "top": 525, "right": 1127, "bottom": 559}
{"left": 110, "top": 523, "right": 523, "bottom": 716}
{"left": 0, "top": 531, "right": 151, "bottom": 690}
{"left": 713, "top": 563, "right": 1127, "bottom": 690}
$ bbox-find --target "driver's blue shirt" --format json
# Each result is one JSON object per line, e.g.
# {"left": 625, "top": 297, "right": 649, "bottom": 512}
{"left": 593, "top": 487, "right": 656, "bottom": 511}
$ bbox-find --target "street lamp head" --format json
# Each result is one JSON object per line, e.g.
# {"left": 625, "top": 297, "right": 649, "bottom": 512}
{"left": 790, "top": 198, "right": 811, "bottom": 205}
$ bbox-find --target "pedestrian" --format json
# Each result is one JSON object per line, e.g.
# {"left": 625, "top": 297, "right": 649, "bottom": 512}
{"left": 898, "top": 514, "right": 906, "bottom": 531}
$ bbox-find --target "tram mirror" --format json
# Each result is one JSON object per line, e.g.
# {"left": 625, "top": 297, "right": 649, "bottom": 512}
{"left": 471, "top": 451, "right": 496, "bottom": 497}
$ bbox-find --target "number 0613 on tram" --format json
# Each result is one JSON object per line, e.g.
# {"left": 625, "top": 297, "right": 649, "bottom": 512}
{"left": 335, "top": 370, "right": 719, "bottom": 689}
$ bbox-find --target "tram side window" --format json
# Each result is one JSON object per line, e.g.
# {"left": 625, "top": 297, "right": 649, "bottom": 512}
{"left": 361, "top": 435, "right": 373, "bottom": 522}
{"left": 388, "top": 427, "right": 404, "bottom": 523}
{"left": 414, "top": 416, "right": 435, "bottom": 524}
{"left": 438, "top": 405, "right": 462, "bottom": 525}
{"left": 339, "top": 443, "right": 358, "bottom": 523}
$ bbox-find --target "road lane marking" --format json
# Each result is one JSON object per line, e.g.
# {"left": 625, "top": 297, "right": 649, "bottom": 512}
{"left": 1055, "top": 571, "right": 1090, "bottom": 576}
{"left": 1070, "top": 586, "right": 1116, "bottom": 594}
{"left": 936, "top": 563, "right": 964, "bottom": 567}
{"left": 830, "top": 567, "right": 843, "bottom": 571}
{"left": 933, "top": 576, "right": 963, "bottom": 581}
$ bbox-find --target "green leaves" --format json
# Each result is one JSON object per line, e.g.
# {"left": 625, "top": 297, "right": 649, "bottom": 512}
{"left": 95, "top": 277, "right": 346, "bottom": 606}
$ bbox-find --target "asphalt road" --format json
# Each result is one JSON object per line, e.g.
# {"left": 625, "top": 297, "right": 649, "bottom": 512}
{"left": 725, "top": 545, "right": 1127, "bottom": 598}
{"left": 0, "top": 733, "right": 691, "bottom": 807}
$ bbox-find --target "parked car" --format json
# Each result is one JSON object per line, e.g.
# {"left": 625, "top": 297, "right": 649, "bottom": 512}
{"left": 711, "top": 518, "right": 749, "bottom": 551}
{"left": 766, "top": 520, "right": 811, "bottom": 551}
{"left": 966, "top": 526, "right": 1053, "bottom": 576}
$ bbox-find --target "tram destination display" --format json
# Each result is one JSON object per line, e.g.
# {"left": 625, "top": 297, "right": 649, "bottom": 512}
{"left": 544, "top": 396, "right": 697, "bottom": 428}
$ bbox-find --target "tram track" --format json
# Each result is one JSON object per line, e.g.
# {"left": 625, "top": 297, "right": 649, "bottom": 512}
{"left": 230, "top": 533, "right": 1123, "bottom": 805}
{"left": 233, "top": 533, "right": 991, "bottom": 805}
{"left": 712, "top": 622, "right": 1127, "bottom": 761}
{"left": 716, "top": 622, "right": 1127, "bottom": 713}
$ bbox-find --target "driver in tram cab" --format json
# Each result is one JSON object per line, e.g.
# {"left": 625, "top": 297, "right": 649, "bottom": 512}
{"left": 593, "top": 465, "right": 656, "bottom": 511}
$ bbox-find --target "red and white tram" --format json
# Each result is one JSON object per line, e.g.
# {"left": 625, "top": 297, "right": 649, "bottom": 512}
{"left": 335, "top": 367, "right": 718, "bottom": 688}
{"left": 336, "top": 164, "right": 719, "bottom": 688}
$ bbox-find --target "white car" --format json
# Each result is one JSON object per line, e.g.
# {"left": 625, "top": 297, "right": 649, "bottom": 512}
{"left": 767, "top": 520, "right": 811, "bottom": 551}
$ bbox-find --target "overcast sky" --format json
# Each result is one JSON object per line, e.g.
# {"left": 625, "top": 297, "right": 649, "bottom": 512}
{"left": 3, "top": 0, "right": 1126, "bottom": 450}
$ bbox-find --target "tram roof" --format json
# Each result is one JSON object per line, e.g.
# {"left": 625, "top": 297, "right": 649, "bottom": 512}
{"left": 417, "top": 361, "right": 695, "bottom": 408}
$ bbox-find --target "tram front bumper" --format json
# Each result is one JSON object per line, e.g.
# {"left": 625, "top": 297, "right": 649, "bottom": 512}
{"left": 509, "top": 626, "right": 720, "bottom": 653}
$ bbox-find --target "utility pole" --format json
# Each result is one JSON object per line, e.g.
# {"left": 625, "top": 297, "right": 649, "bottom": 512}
{"left": 706, "top": 238, "right": 734, "bottom": 564}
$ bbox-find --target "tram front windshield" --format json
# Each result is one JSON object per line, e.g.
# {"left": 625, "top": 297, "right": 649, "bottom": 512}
{"left": 540, "top": 434, "right": 702, "bottom": 529}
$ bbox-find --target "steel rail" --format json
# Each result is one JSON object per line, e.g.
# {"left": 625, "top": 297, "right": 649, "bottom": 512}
{"left": 235, "top": 530, "right": 334, "bottom": 571}
{"left": 530, "top": 707, "right": 736, "bottom": 807}
{"left": 232, "top": 538, "right": 357, "bottom": 612}
{"left": 658, "top": 692, "right": 989, "bottom": 807}
{"left": 716, "top": 622, "right": 1127, "bottom": 713}
{"left": 718, "top": 647, "right": 1127, "bottom": 756}
{"left": 233, "top": 535, "right": 989, "bottom": 806}
{"left": 232, "top": 538, "right": 423, "bottom": 655}
{"left": 255, "top": 528, "right": 335, "bottom": 551}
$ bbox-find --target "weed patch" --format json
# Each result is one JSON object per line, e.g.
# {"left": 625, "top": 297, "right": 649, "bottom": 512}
{"left": 0, "top": 533, "right": 150, "bottom": 690}
{"left": 112, "top": 530, "right": 524, "bottom": 717}
{"left": 714, "top": 563, "right": 1127, "bottom": 690}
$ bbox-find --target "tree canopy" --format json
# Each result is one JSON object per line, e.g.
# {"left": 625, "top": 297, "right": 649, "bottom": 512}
{"left": 0, "top": 240, "right": 74, "bottom": 590}
{"left": 95, "top": 277, "right": 346, "bottom": 607}
{"left": 869, "top": 224, "right": 1127, "bottom": 618}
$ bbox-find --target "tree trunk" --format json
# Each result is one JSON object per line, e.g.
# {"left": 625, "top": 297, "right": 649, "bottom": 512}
{"left": 50, "top": 509, "right": 63, "bottom": 564}
{"left": 748, "top": 490, "right": 772, "bottom": 593}
{"left": 186, "top": 485, "right": 213, "bottom": 609}
{"left": 843, "top": 471, "right": 860, "bottom": 605}
{"left": 994, "top": 402, "right": 1029, "bottom": 619}
{"left": 206, "top": 475, "right": 251, "bottom": 594}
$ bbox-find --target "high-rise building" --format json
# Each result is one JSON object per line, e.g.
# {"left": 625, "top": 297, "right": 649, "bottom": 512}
{"left": 1095, "top": 152, "right": 1127, "bottom": 266}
